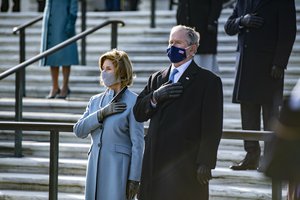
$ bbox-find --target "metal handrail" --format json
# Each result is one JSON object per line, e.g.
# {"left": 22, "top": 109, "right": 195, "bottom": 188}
{"left": 0, "top": 20, "right": 125, "bottom": 80}
{"left": 13, "top": 15, "right": 43, "bottom": 34}
{"left": 0, "top": 121, "right": 73, "bottom": 200}
{"left": 12, "top": 15, "right": 44, "bottom": 98}
{"left": 0, "top": 121, "right": 282, "bottom": 200}
{"left": 0, "top": 19, "right": 125, "bottom": 158}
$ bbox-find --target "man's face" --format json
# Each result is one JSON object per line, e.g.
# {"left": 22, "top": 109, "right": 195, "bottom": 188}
{"left": 168, "top": 29, "right": 197, "bottom": 66}
{"left": 168, "top": 29, "right": 189, "bottom": 49}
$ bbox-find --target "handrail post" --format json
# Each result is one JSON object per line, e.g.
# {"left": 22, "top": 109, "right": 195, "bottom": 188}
{"left": 169, "top": 0, "right": 173, "bottom": 10}
{"left": 81, "top": 0, "right": 87, "bottom": 65}
{"left": 150, "top": 0, "right": 156, "bottom": 28}
{"left": 19, "top": 29, "right": 26, "bottom": 97}
{"left": 111, "top": 23, "right": 118, "bottom": 49}
{"left": 14, "top": 71, "right": 23, "bottom": 157}
{"left": 272, "top": 179, "right": 282, "bottom": 200}
{"left": 49, "top": 130, "right": 59, "bottom": 200}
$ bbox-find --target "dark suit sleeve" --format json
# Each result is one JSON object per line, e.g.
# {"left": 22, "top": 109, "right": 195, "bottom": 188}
{"left": 133, "top": 75, "right": 157, "bottom": 122}
{"left": 224, "top": 1, "right": 243, "bottom": 36}
{"left": 196, "top": 75, "right": 223, "bottom": 169}
{"left": 273, "top": 0, "right": 296, "bottom": 69}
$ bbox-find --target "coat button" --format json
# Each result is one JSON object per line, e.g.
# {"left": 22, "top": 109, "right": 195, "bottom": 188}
{"left": 244, "top": 45, "right": 247, "bottom": 48}
{"left": 246, "top": 29, "right": 249, "bottom": 33}
{"left": 98, "top": 142, "right": 102, "bottom": 148}
{"left": 99, "top": 124, "right": 103, "bottom": 129}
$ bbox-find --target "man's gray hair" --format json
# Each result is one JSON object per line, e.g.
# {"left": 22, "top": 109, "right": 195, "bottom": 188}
{"left": 171, "top": 25, "right": 200, "bottom": 47}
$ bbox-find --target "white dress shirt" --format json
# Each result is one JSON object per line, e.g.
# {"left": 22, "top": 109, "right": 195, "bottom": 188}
{"left": 170, "top": 59, "right": 192, "bottom": 83}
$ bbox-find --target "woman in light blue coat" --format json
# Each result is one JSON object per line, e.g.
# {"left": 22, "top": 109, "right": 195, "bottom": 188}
{"left": 40, "top": 0, "right": 79, "bottom": 99}
{"left": 74, "top": 49, "right": 144, "bottom": 200}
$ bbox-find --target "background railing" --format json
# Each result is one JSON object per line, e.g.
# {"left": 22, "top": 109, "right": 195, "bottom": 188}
{"left": 0, "top": 20, "right": 125, "bottom": 157}
{"left": 0, "top": 121, "right": 282, "bottom": 200}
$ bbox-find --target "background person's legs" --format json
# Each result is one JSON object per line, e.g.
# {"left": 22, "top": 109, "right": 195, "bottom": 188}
{"left": 1, "top": 0, "right": 9, "bottom": 12}
{"left": 262, "top": 103, "right": 280, "bottom": 157}
{"left": 230, "top": 102, "right": 261, "bottom": 170}
{"left": 12, "top": 0, "right": 19, "bottom": 11}
{"left": 58, "top": 66, "right": 71, "bottom": 98}
{"left": 47, "top": 66, "right": 60, "bottom": 99}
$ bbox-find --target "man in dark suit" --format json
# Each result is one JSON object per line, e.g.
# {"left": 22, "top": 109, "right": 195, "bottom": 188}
{"left": 133, "top": 25, "right": 223, "bottom": 200}
{"left": 224, "top": 0, "right": 296, "bottom": 170}
{"left": 176, "top": 0, "right": 223, "bottom": 73}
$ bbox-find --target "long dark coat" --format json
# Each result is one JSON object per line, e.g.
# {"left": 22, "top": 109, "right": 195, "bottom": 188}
{"left": 176, "top": 0, "right": 223, "bottom": 54}
{"left": 224, "top": 0, "right": 296, "bottom": 105}
{"left": 40, "top": 0, "right": 79, "bottom": 66}
{"left": 133, "top": 61, "right": 223, "bottom": 200}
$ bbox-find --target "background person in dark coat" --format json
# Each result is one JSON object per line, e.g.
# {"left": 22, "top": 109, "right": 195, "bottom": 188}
{"left": 134, "top": 25, "right": 223, "bottom": 200}
{"left": 224, "top": 0, "right": 296, "bottom": 170}
{"left": 263, "top": 79, "right": 300, "bottom": 200}
{"left": 176, "top": 0, "right": 222, "bottom": 73}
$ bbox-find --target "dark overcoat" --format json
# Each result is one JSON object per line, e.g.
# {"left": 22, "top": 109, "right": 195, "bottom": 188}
{"left": 176, "top": 0, "right": 223, "bottom": 54}
{"left": 40, "top": 0, "right": 79, "bottom": 66}
{"left": 133, "top": 61, "right": 223, "bottom": 200}
{"left": 224, "top": 0, "right": 296, "bottom": 105}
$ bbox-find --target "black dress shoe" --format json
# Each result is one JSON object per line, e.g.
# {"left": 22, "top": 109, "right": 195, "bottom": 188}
{"left": 56, "top": 88, "right": 71, "bottom": 99}
{"left": 46, "top": 88, "right": 60, "bottom": 99}
{"left": 230, "top": 152, "right": 260, "bottom": 170}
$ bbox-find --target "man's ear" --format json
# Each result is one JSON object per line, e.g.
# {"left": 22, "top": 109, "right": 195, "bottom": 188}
{"left": 190, "top": 44, "right": 198, "bottom": 56}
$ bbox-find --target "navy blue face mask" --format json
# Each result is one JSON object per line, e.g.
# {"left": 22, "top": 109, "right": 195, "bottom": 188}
{"left": 166, "top": 45, "right": 190, "bottom": 63}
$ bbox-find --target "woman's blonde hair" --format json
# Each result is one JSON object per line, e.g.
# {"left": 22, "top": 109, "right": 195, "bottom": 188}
{"left": 99, "top": 49, "right": 133, "bottom": 87}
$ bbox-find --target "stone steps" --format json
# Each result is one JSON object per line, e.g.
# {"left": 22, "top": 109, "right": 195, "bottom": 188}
{"left": 0, "top": 187, "right": 286, "bottom": 200}
{"left": 0, "top": 111, "right": 242, "bottom": 129}
{"left": 0, "top": 64, "right": 298, "bottom": 100}
{"left": 0, "top": 169, "right": 286, "bottom": 200}
{"left": 0, "top": 139, "right": 254, "bottom": 167}
{"left": 0, "top": 97, "right": 240, "bottom": 114}
{"left": 0, "top": 190, "right": 84, "bottom": 200}
{"left": 0, "top": 138, "right": 264, "bottom": 170}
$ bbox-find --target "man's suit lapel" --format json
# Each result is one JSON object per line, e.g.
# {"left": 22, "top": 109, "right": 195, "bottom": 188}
{"left": 157, "top": 61, "right": 199, "bottom": 89}
{"left": 158, "top": 61, "right": 199, "bottom": 111}
{"left": 157, "top": 66, "right": 171, "bottom": 87}
{"left": 178, "top": 60, "right": 199, "bottom": 89}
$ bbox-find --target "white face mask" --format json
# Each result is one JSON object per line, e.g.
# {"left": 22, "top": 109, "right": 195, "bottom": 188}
{"left": 101, "top": 71, "right": 121, "bottom": 87}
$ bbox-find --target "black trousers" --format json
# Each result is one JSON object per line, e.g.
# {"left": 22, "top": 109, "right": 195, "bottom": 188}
{"left": 37, "top": 0, "right": 45, "bottom": 12}
{"left": 1, "top": 0, "right": 20, "bottom": 12}
{"left": 240, "top": 102, "right": 279, "bottom": 154}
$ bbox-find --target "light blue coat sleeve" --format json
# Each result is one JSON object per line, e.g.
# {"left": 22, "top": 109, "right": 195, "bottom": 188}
{"left": 73, "top": 96, "right": 102, "bottom": 139}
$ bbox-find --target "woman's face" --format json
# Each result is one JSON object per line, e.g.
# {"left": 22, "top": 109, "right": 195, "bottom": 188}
{"left": 102, "top": 59, "right": 116, "bottom": 74}
{"left": 101, "top": 59, "right": 122, "bottom": 90}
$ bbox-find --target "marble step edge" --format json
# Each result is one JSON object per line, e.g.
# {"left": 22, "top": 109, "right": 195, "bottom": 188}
{"left": 0, "top": 184, "right": 287, "bottom": 200}
{"left": 0, "top": 167, "right": 275, "bottom": 188}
